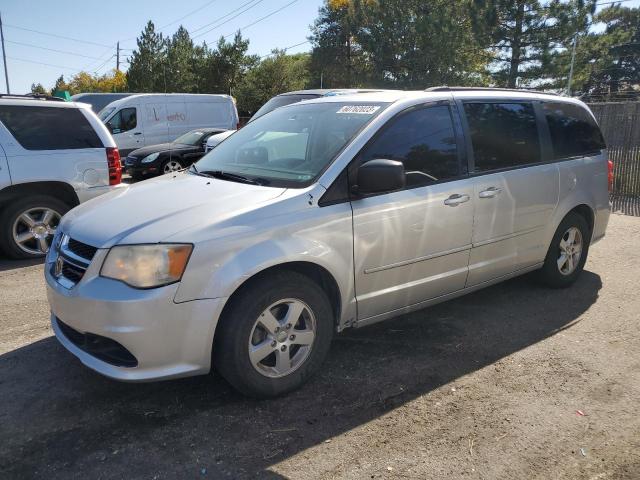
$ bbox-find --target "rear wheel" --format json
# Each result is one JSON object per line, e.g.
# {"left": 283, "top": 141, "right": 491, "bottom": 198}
{"left": 213, "top": 271, "right": 334, "bottom": 398}
{"left": 538, "top": 212, "right": 590, "bottom": 288}
{"left": 0, "top": 196, "right": 69, "bottom": 259}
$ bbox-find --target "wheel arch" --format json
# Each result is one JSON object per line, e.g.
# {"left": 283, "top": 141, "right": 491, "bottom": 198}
{"left": 0, "top": 181, "right": 79, "bottom": 210}
{"left": 215, "top": 261, "right": 343, "bottom": 338}
{"left": 569, "top": 203, "right": 595, "bottom": 239}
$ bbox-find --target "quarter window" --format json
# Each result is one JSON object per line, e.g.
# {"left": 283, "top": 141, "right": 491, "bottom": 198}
{"left": 107, "top": 107, "right": 137, "bottom": 134}
{"left": 358, "top": 105, "right": 460, "bottom": 188}
{"left": 0, "top": 105, "right": 102, "bottom": 150}
{"left": 464, "top": 102, "right": 540, "bottom": 172}
{"left": 543, "top": 102, "right": 605, "bottom": 159}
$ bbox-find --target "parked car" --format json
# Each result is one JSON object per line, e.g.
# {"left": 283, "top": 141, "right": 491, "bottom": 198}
{"left": 99, "top": 94, "right": 239, "bottom": 155}
{"left": 71, "top": 93, "right": 133, "bottom": 113}
{"left": 46, "top": 88, "right": 611, "bottom": 397}
{"left": 124, "top": 128, "right": 227, "bottom": 179}
{"left": 203, "top": 89, "right": 382, "bottom": 153}
{"left": 0, "top": 94, "right": 124, "bottom": 259}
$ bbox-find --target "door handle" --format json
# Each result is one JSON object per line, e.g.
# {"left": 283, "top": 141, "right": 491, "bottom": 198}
{"left": 444, "top": 193, "right": 470, "bottom": 207}
{"left": 479, "top": 187, "right": 502, "bottom": 198}
{"left": 133, "top": 132, "right": 142, "bottom": 136}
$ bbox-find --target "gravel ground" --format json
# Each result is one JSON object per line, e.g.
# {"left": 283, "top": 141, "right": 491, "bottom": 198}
{"left": 0, "top": 213, "right": 638, "bottom": 479}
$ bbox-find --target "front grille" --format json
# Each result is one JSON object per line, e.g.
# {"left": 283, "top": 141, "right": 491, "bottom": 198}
{"left": 56, "top": 317, "right": 138, "bottom": 368}
{"left": 52, "top": 235, "right": 97, "bottom": 288}
{"left": 67, "top": 238, "right": 97, "bottom": 261}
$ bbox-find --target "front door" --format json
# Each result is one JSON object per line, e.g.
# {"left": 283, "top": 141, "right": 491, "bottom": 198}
{"left": 107, "top": 106, "right": 143, "bottom": 155}
{"left": 351, "top": 103, "right": 474, "bottom": 320}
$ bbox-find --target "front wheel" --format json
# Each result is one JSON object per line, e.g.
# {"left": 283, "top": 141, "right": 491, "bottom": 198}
{"left": 213, "top": 271, "right": 334, "bottom": 398}
{"left": 538, "top": 212, "right": 590, "bottom": 288}
{"left": 162, "top": 159, "right": 183, "bottom": 174}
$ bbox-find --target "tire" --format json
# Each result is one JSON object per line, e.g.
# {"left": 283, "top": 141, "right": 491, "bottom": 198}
{"left": 538, "top": 212, "right": 590, "bottom": 288}
{"left": 0, "top": 195, "right": 70, "bottom": 259}
{"left": 213, "top": 271, "right": 334, "bottom": 398}
{"left": 161, "top": 158, "right": 183, "bottom": 174}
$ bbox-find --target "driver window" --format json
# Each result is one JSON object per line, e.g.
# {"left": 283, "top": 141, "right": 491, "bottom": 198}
{"left": 358, "top": 105, "right": 460, "bottom": 188}
{"left": 107, "top": 107, "right": 137, "bottom": 134}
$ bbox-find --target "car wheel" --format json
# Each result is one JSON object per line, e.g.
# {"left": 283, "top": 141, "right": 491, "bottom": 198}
{"left": 162, "top": 159, "right": 183, "bottom": 174}
{"left": 538, "top": 212, "right": 590, "bottom": 288}
{"left": 213, "top": 271, "right": 334, "bottom": 398}
{"left": 0, "top": 196, "right": 69, "bottom": 259}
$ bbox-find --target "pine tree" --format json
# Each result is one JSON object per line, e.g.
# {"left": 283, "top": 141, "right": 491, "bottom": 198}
{"left": 126, "top": 21, "right": 167, "bottom": 92}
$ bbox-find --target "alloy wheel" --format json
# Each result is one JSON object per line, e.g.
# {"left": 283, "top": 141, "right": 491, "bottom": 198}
{"left": 163, "top": 160, "right": 182, "bottom": 173}
{"left": 248, "top": 298, "right": 317, "bottom": 378}
{"left": 557, "top": 226, "right": 583, "bottom": 276}
{"left": 12, "top": 207, "right": 61, "bottom": 255}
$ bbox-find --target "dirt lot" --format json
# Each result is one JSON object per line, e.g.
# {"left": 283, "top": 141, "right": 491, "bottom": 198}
{"left": 0, "top": 213, "right": 638, "bottom": 479}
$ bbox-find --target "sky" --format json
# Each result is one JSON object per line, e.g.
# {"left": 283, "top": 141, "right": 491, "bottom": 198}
{"left": 1, "top": 0, "right": 639, "bottom": 95}
{"left": 0, "top": 0, "right": 324, "bottom": 94}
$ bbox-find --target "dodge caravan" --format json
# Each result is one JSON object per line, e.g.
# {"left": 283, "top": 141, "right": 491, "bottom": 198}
{"left": 46, "top": 88, "right": 611, "bottom": 397}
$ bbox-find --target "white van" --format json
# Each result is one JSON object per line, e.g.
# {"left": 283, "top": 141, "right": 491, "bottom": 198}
{"left": 98, "top": 94, "right": 239, "bottom": 155}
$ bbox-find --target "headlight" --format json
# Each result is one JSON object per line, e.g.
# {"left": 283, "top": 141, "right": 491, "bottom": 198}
{"left": 100, "top": 244, "right": 193, "bottom": 289}
{"left": 141, "top": 152, "right": 160, "bottom": 163}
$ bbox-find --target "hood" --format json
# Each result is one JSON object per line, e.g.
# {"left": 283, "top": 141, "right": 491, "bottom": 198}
{"left": 61, "top": 173, "right": 287, "bottom": 247}
{"left": 129, "top": 143, "right": 195, "bottom": 158}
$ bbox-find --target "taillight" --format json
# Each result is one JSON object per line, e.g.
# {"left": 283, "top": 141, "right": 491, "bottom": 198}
{"left": 607, "top": 159, "right": 614, "bottom": 192}
{"left": 107, "top": 147, "right": 122, "bottom": 186}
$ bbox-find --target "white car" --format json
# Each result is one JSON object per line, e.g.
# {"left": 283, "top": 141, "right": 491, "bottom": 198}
{"left": 99, "top": 94, "right": 239, "bottom": 156}
{"left": 0, "top": 94, "right": 125, "bottom": 259}
{"left": 204, "top": 129, "right": 235, "bottom": 152}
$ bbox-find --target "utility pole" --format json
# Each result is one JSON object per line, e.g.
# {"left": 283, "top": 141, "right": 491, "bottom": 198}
{"left": 116, "top": 41, "right": 120, "bottom": 72}
{"left": 567, "top": 34, "right": 577, "bottom": 96}
{"left": 0, "top": 12, "right": 9, "bottom": 94}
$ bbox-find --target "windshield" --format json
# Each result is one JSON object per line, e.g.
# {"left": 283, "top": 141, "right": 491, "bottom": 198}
{"left": 98, "top": 106, "right": 116, "bottom": 122}
{"left": 250, "top": 94, "right": 320, "bottom": 122}
{"left": 174, "top": 130, "right": 206, "bottom": 145}
{"left": 194, "top": 101, "right": 387, "bottom": 188}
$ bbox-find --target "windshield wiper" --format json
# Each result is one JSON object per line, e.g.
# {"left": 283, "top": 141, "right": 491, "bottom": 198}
{"left": 189, "top": 164, "right": 199, "bottom": 174}
{"left": 199, "top": 170, "right": 263, "bottom": 186}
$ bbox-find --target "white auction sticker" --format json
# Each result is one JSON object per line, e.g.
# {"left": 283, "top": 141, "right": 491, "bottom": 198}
{"left": 337, "top": 105, "right": 381, "bottom": 114}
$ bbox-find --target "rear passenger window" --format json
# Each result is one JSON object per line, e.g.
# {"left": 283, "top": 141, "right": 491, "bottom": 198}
{"left": 359, "top": 105, "right": 460, "bottom": 188}
{"left": 464, "top": 102, "right": 540, "bottom": 172}
{"left": 543, "top": 102, "right": 605, "bottom": 159}
{"left": 0, "top": 105, "right": 102, "bottom": 150}
{"left": 107, "top": 107, "right": 137, "bottom": 134}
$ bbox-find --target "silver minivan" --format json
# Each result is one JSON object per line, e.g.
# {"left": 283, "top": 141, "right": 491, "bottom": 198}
{"left": 45, "top": 88, "right": 611, "bottom": 397}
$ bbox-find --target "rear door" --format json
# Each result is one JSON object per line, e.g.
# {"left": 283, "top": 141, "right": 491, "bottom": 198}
{"left": 461, "top": 100, "right": 559, "bottom": 286}
{"left": 351, "top": 102, "right": 474, "bottom": 320}
{"left": 0, "top": 140, "right": 10, "bottom": 190}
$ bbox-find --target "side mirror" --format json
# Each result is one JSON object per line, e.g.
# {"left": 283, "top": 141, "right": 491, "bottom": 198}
{"left": 355, "top": 159, "right": 406, "bottom": 195}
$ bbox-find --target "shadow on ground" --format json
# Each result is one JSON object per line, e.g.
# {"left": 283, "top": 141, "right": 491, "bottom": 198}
{"left": 0, "top": 271, "right": 602, "bottom": 479}
{"left": 0, "top": 257, "right": 43, "bottom": 273}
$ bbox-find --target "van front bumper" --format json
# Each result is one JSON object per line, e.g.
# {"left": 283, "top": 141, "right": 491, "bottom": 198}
{"left": 45, "top": 260, "right": 226, "bottom": 382}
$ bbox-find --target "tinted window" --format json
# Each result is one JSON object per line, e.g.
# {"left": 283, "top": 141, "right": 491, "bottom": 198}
{"left": 250, "top": 94, "right": 320, "bottom": 122}
{"left": 107, "top": 107, "right": 137, "bottom": 134}
{"left": 359, "top": 105, "right": 459, "bottom": 188}
{"left": 464, "top": 102, "right": 540, "bottom": 172}
{"left": 0, "top": 105, "right": 102, "bottom": 150}
{"left": 543, "top": 102, "right": 605, "bottom": 159}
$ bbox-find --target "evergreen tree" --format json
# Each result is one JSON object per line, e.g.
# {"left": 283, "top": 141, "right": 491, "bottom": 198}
{"left": 127, "top": 21, "right": 167, "bottom": 92}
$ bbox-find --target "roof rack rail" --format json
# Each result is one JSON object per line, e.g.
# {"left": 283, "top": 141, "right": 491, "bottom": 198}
{"left": 425, "top": 86, "right": 559, "bottom": 96}
{"left": 0, "top": 93, "right": 66, "bottom": 102}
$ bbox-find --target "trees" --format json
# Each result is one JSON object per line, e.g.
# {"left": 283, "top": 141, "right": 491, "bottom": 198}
{"left": 30, "top": 83, "right": 48, "bottom": 95}
{"left": 469, "top": 0, "right": 596, "bottom": 88}
{"left": 127, "top": 21, "right": 167, "bottom": 92}
{"left": 235, "top": 52, "right": 310, "bottom": 113}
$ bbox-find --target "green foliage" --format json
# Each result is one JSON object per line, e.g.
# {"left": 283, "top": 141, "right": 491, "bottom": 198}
{"left": 127, "top": 21, "right": 167, "bottom": 92}
{"left": 235, "top": 52, "right": 311, "bottom": 113}
{"left": 30, "top": 83, "right": 49, "bottom": 95}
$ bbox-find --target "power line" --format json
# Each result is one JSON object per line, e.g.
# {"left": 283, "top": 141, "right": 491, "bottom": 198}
{"left": 260, "top": 40, "right": 310, "bottom": 59}
{"left": 222, "top": 0, "right": 300, "bottom": 40}
{"left": 158, "top": 0, "right": 219, "bottom": 30}
{"left": 5, "top": 39, "right": 106, "bottom": 60}
{"left": 6, "top": 56, "right": 83, "bottom": 73}
{"left": 3, "top": 24, "right": 113, "bottom": 48}
{"left": 191, "top": 0, "right": 265, "bottom": 39}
